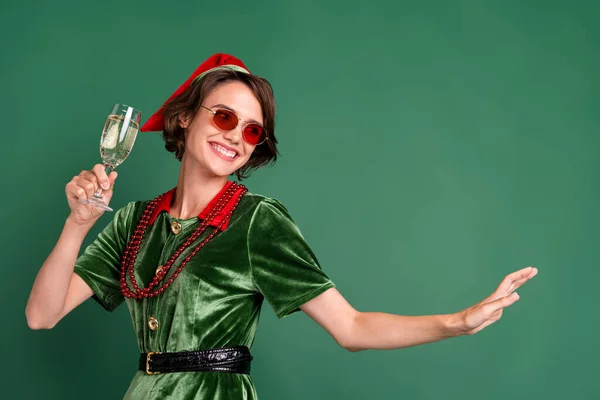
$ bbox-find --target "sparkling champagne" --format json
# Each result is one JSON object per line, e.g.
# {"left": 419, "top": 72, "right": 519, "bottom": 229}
{"left": 80, "top": 103, "right": 141, "bottom": 212}
{"left": 100, "top": 114, "right": 139, "bottom": 168}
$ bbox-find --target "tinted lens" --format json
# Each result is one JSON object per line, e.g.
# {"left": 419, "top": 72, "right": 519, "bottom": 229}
{"left": 242, "top": 124, "right": 265, "bottom": 145}
{"left": 212, "top": 109, "right": 238, "bottom": 130}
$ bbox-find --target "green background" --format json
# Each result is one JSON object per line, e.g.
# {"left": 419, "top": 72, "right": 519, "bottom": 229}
{"left": 2, "top": 0, "right": 598, "bottom": 399}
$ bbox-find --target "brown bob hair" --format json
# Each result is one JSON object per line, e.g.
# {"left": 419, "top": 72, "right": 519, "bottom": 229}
{"left": 161, "top": 68, "right": 278, "bottom": 180}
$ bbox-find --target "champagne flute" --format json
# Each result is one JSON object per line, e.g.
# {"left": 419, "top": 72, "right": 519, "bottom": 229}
{"left": 79, "top": 103, "right": 141, "bottom": 212}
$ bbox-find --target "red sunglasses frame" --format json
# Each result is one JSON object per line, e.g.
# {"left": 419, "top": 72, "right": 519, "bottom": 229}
{"left": 200, "top": 105, "right": 268, "bottom": 146}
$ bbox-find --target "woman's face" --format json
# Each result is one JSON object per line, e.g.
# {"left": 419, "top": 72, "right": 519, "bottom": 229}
{"left": 179, "top": 81, "right": 263, "bottom": 178}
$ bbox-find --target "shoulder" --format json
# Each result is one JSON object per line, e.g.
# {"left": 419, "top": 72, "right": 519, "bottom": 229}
{"left": 242, "top": 193, "right": 292, "bottom": 219}
{"left": 240, "top": 193, "right": 300, "bottom": 235}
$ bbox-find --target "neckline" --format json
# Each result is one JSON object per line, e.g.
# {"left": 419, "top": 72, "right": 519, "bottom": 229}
{"left": 148, "top": 181, "right": 238, "bottom": 231}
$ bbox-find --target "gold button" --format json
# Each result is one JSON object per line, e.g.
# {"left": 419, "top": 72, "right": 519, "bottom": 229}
{"left": 148, "top": 316, "right": 159, "bottom": 331}
{"left": 155, "top": 265, "right": 164, "bottom": 277}
{"left": 170, "top": 221, "right": 182, "bottom": 235}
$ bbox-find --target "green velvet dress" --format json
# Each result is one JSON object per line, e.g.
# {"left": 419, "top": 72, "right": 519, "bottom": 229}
{"left": 73, "top": 183, "right": 335, "bottom": 399}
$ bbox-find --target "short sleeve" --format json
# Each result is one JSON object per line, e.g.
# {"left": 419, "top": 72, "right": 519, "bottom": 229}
{"left": 248, "top": 198, "right": 335, "bottom": 319}
{"left": 73, "top": 202, "right": 138, "bottom": 312}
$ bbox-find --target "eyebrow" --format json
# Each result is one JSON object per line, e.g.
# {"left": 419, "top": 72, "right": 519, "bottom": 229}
{"left": 210, "top": 103, "right": 263, "bottom": 125}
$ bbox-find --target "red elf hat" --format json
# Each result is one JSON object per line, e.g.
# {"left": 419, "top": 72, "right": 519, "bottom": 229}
{"left": 140, "top": 53, "right": 251, "bottom": 132}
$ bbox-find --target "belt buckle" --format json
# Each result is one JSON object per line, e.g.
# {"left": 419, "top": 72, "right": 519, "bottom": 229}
{"left": 146, "top": 352, "right": 161, "bottom": 375}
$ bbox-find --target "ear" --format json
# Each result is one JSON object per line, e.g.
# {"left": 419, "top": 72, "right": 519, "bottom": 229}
{"left": 178, "top": 112, "right": 192, "bottom": 129}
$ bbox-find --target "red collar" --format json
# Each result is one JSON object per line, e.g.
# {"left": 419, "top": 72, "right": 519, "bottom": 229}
{"left": 148, "top": 181, "right": 237, "bottom": 230}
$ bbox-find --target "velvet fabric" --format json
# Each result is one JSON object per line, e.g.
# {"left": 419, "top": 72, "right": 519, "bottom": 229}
{"left": 73, "top": 191, "right": 335, "bottom": 399}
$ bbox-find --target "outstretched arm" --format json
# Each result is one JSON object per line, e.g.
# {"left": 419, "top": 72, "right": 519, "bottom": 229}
{"left": 300, "top": 266, "right": 538, "bottom": 352}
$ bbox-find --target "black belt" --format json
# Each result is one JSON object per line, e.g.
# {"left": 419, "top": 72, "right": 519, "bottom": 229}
{"left": 139, "top": 346, "right": 252, "bottom": 375}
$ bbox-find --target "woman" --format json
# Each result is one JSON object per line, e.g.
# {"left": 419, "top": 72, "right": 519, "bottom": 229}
{"left": 25, "top": 53, "right": 538, "bottom": 399}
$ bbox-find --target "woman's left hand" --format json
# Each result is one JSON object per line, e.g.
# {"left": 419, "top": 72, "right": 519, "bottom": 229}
{"left": 458, "top": 266, "right": 539, "bottom": 335}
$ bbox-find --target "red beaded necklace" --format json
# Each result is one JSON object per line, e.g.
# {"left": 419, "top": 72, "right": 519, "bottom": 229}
{"left": 119, "top": 181, "right": 248, "bottom": 299}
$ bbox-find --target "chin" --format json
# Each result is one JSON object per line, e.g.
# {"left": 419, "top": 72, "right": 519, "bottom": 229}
{"left": 208, "top": 167, "right": 239, "bottom": 178}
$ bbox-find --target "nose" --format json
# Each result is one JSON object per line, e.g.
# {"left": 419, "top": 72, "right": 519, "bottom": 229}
{"left": 222, "top": 125, "right": 242, "bottom": 144}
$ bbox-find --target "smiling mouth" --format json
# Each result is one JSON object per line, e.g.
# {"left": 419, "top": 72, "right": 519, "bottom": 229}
{"left": 210, "top": 142, "right": 239, "bottom": 159}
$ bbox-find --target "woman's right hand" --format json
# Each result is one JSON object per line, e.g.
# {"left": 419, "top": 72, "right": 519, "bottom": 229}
{"left": 65, "top": 164, "right": 118, "bottom": 226}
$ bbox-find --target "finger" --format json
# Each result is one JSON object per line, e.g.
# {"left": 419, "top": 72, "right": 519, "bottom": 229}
{"left": 506, "top": 272, "right": 537, "bottom": 293}
{"left": 498, "top": 267, "right": 538, "bottom": 296}
{"left": 79, "top": 170, "right": 100, "bottom": 192}
{"left": 92, "top": 164, "right": 110, "bottom": 190}
{"left": 73, "top": 175, "right": 98, "bottom": 199}
{"left": 102, "top": 172, "right": 118, "bottom": 201}
{"left": 66, "top": 181, "right": 88, "bottom": 201}
{"left": 509, "top": 266, "right": 537, "bottom": 282}
{"left": 108, "top": 171, "right": 118, "bottom": 186}
{"left": 484, "top": 292, "right": 519, "bottom": 315}
{"left": 497, "top": 266, "right": 537, "bottom": 293}
{"left": 503, "top": 267, "right": 535, "bottom": 286}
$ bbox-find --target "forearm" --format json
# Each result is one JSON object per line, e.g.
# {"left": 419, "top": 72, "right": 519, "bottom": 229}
{"left": 26, "top": 216, "right": 92, "bottom": 327}
{"left": 303, "top": 276, "right": 536, "bottom": 353}
{"left": 345, "top": 311, "right": 466, "bottom": 352}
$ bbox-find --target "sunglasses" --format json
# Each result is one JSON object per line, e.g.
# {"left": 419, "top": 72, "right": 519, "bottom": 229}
{"left": 200, "top": 105, "right": 268, "bottom": 146}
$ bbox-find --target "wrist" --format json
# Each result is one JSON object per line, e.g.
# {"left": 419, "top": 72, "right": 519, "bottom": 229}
{"left": 442, "top": 312, "right": 468, "bottom": 337}
{"left": 65, "top": 214, "right": 95, "bottom": 233}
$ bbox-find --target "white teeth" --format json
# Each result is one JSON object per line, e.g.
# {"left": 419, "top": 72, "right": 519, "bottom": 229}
{"left": 211, "top": 143, "right": 237, "bottom": 158}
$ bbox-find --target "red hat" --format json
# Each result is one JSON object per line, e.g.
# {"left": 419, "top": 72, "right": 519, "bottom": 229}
{"left": 140, "top": 53, "right": 251, "bottom": 132}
